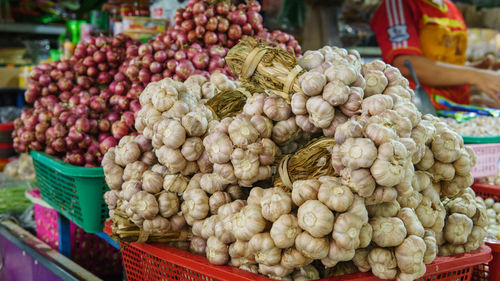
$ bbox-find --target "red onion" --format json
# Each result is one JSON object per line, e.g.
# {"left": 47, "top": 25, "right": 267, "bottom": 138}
{"left": 117, "top": 96, "right": 130, "bottom": 110}
{"left": 187, "top": 30, "right": 197, "bottom": 42}
{"left": 193, "top": 52, "right": 210, "bottom": 69}
{"left": 242, "top": 23, "right": 253, "bottom": 35}
{"left": 50, "top": 69, "right": 63, "bottom": 80}
{"left": 97, "top": 63, "right": 109, "bottom": 72}
{"left": 47, "top": 83, "right": 58, "bottom": 94}
{"left": 228, "top": 24, "right": 242, "bottom": 40}
{"left": 194, "top": 14, "right": 208, "bottom": 26}
{"left": 154, "top": 50, "right": 167, "bottom": 62}
{"left": 150, "top": 61, "right": 162, "bottom": 74}
{"left": 182, "top": 10, "right": 193, "bottom": 19}
{"left": 77, "top": 76, "right": 92, "bottom": 89}
{"left": 86, "top": 66, "right": 99, "bottom": 78}
{"left": 84, "top": 152, "right": 96, "bottom": 164}
{"left": 175, "top": 50, "right": 187, "bottom": 61}
{"left": 93, "top": 51, "right": 106, "bottom": 63}
{"left": 98, "top": 133, "right": 111, "bottom": 143}
{"left": 99, "top": 89, "right": 112, "bottom": 100}
{"left": 125, "top": 65, "right": 139, "bottom": 80}
{"left": 175, "top": 59, "right": 195, "bottom": 80}
{"left": 83, "top": 56, "right": 95, "bottom": 67}
{"left": 78, "top": 134, "right": 92, "bottom": 149}
{"left": 127, "top": 45, "right": 139, "bottom": 57}
{"left": 56, "top": 61, "right": 70, "bottom": 72}
{"left": 181, "top": 20, "right": 195, "bottom": 32}
{"left": 53, "top": 103, "right": 66, "bottom": 117}
{"left": 114, "top": 82, "right": 127, "bottom": 95}
{"left": 111, "top": 121, "right": 129, "bottom": 139}
{"left": 74, "top": 104, "right": 90, "bottom": 117}
{"left": 25, "top": 90, "right": 38, "bottom": 103}
{"left": 52, "top": 138, "right": 67, "bottom": 152}
{"left": 167, "top": 59, "right": 178, "bottom": 71}
{"left": 130, "top": 99, "right": 142, "bottom": 113}
{"left": 206, "top": 17, "right": 218, "bottom": 31}
{"left": 139, "top": 68, "right": 151, "bottom": 84}
{"left": 68, "top": 96, "right": 80, "bottom": 108}
{"left": 99, "top": 119, "right": 111, "bottom": 132}
{"left": 138, "top": 44, "right": 153, "bottom": 56}
{"left": 204, "top": 32, "right": 218, "bottom": 45}
{"left": 216, "top": 2, "right": 230, "bottom": 15}
{"left": 97, "top": 72, "right": 112, "bottom": 84}
{"left": 106, "top": 112, "right": 120, "bottom": 123}
{"left": 89, "top": 119, "right": 98, "bottom": 134}
{"left": 193, "top": 2, "right": 206, "bottom": 14}
{"left": 121, "top": 111, "right": 135, "bottom": 128}
{"left": 76, "top": 117, "right": 90, "bottom": 133}
{"left": 99, "top": 136, "right": 117, "bottom": 154}
{"left": 39, "top": 74, "right": 51, "bottom": 86}
{"left": 57, "top": 78, "right": 72, "bottom": 91}
{"left": 217, "top": 18, "right": 230, "bottom": 32}
{"left": 205, "top": 6, "right": 215, "bottom": 17}
{"left": 151, "top": 74, "right": 163, "bottom": 82}
{"left": 230, "top": 10, "right": 247, "bottom": 25}
{"left": 195, "top": 26, "right": 205, "bottom": 38}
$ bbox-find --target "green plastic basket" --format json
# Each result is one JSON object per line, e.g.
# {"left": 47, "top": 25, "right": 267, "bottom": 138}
{"left": 462, "top": 135, "right": 500, "bottom": 144}
{"left": 29, "top": 150, "right": 108, "bottom": 233}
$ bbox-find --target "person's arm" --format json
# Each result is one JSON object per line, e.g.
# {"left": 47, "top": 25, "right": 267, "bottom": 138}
{"left": 393, "top": 54, "right": 500, "bottom": 103}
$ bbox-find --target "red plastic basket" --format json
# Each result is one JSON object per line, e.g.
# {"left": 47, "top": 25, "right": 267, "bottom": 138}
{"left": 467, "top": 144, "right": 500, "bottom": 178}
{"left": 471, "top": 183, "right": 500, "bottom": 280}
{"left": 28, "top": 189, "right": 122, "bottom": 279}
{"left": 121, "top": 241, "right": 491, "bottom": 281}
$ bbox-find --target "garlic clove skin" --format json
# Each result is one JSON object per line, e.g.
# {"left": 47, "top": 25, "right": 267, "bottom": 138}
{"left": 370, "top": 217, "right": 407, "bottom": 247}
{"left": 243, "top": 93, "right": 266, "bottom": 116}
{"left": 130, "top": 191, "right": 159, "bottom": 220}
{"left": 322, "top": 111, "right": 348, "bottom": 137}
{"left": 231, "top": 148, "right": 260, "bottom": 182}
{"left": 339, "top": 87, "right": 364, "bottom": 117}
{"left": 295, "top": 231, "right": 329, "bottom": 260}
{"left": 158, "top": 192, "right": 179, "bottom": 218}
{"left": 260, "top": 188, "right": 292, "bottom": 222}
{"left": 361, "top": 94, "right": 394, "bottom": 116}
{"left": 228, "top": 116, "right": 260, "bottom": 149}
{"left": 292, "top": 179, "right": 320, "bottom": 206}
{"left": 270, "top": 214, "right": 301, "bottom": 249}
{"left": 250, "top": 115, "right": 273, "bottom": 139}
{"left": 206, "top": 236, "right": 229, "bottom": 265}
{"left": 341, "top": 168, "right": 376, "bottom": 198}
{"left": 363, "top": 70, "right": 388, "bottom": 97}
{"left": 298, "top": 50, "right": 324, "bottom": 71}
{"left": 203, "top": 132, "right": 233, "bottom": 164}
{"left": 334, "top": 120, "right": 363, "bottom": 145}
{"left": 263, "top": 95, "right": 292, "bottom": 122}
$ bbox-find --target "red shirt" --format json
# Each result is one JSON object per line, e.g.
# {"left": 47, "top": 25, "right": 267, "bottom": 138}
{"left": 371, "top": 0, "right": 470, "bottom": 108}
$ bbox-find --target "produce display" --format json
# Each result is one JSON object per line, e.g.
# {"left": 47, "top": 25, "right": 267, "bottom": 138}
{"left": 12, "top": 0, "right": 299, "bottom": 167}
{"left": 103, "top": 37, "right": 488, "bottom": 281}
{"left": 440, "top": 116, "right": 500, "bottom": 136}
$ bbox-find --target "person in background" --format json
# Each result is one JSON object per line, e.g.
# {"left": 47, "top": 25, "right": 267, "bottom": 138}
{"left": 370, "top": 0, "right": 500, "bottom": 109}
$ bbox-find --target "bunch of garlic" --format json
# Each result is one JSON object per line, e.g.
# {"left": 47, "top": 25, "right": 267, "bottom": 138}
{"left": 440, "top": 116, "right": 500, "bottom": 137}
{"left": 293, "top": 47, "right": 365, "bottom": 136}
{"left": 102, "top": 135, "right": 187, "bottom": 234}
{"left": 438, "top": 188, "right": 488, "bottom": 256}
{"left": 481, "top": 196, "right": 500, "bottom": 238}
{"left": 202, "top": 114, "right": 279, "bottom": 187}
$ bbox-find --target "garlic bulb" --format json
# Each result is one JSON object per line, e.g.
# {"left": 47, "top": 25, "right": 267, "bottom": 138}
{"left": 340, "top": 138, "right": 377, "bottom": 170}
{"left": 353, "top": 249, "right": 371, "bottom": 272}
{"left": 361, "top": 95, "right": 393, "bottom": 116}
{"left": 368, "top": 248, "right": 397, "bottom": 279}
{"left": 297, "top": 200, "right": 334, "bottom": 237}
{"left": 190, "top": 236, "right": 207, "bottom": 256}
{"left": 209, "top": 191, "right": 232, "bottom": 215}
{"left": 322, "top": 111, "right": 348, "bottom": 137}
{"left": 258, "top": 264, "right": 293, "bottom": 279}
{"left": 428, "top": 161, "right": 455, "bottom": 181}
{"left": 341, "top": 168, "right": 376, "bottom": 197}
{"left": 298, "top": 50, "right": 324, "bottom": 70}
{"left": 123, "top": 161, "right": 148, "bottom": 182}
{"left": 324, "top": 64, "right": 357, "bottom": 85}
{"left": 323, "top": 80, "right": 349, "bottom": 106}
{"left": 423, "top": 232, "right": 438, "bottom": 264}
{"left": 291, "top": 179, "right": 320, "bottom": 206}
{"left": 340, "top": 87, "right": 363, "bottom": 117}
{"left": 158, "top": 192, "right": 179, "bottom": 218}
{"left": 263, "top": 95, "right": 292, "bottom": 121}
{"left": 163, "top": 174, "right": 188, "bottom": 194}
{"left": 250, "top": 115, "right": 273, "bottom": 139}
{"left": 243, "top": 93, "right": 266, "bottom": 116}
{"left": 260, "top": 188, "right": 292, "bottom": 222}
{"left": 291, "top": 93, "right": 307, "bottom": 115}
{"left": 272, "top": 117, "right": 299, "bottom": 145}
{"left": 321, "top": 239, "right": 355, "bottom": 267}
{"left": 228, "top": 116, "right": 259, "bottom": 148}
{"left": 229, "top": 240, "right": 255, "bottom": 266}
{"left": 332, "top": 213, "right": 363, "bottom": 250}
{"left": 141, "top": 170, "right": 163, "bottom": 193}
{"left": 181, "top": 137, "right": 203, "bottom": 162}
{"left": 364, "top": 70, "right": 388, "bottom": 97}
{"left": 306, "top": 96, "right": 335, "bottom": 129}
{"left": 370, "top": 216, "right": 407, "bottom": 247}
{"left": 334, "top": 120, "right": 363, "bottom": 145}
{"left": 218, "top": 200, "right": 246, "bottom": 218}
{"left": 270, "top": 214, "right": 301, "bottom": 249}
{"left": 105, "top": 165, "right": 124, "bottom": 190}
{"left": 431, "top": 131, "right": 461, "bottom": 163}
{"left": 249, "top": 233, "right": 282, "bottom": 266}
{"left": 156, "top": 146, "right": 187, "bottom": 173}
{"left": 370, "top": 159, "right": 403, "bottom": 187}
{"left": 197, "top": 150, "right": 213, "bottom": 174}
{"left": 119, "top": 180, "right": 141, "bottom": 201}
{"left": 143, "top": 216, "right": 171, "bottom": 234}
{"left": 300, "top": 72, "right": 327, "bottom": 96}
{"left": 232, "top": 204, "right": 267, "bottom": 241}
{"left": 206, "top": 236, "right": 229, "bottom": 265}
{"left": 182, "top": 188, "right": 209, "bottom": 220}
{"left": 160, "top": 119, "right": 186, "bottom": 149}
{"left": 365, "top": 123, "right": 398, "bottom": 146}
{"left": 130, "top": 191, "right": 159, "bottom": 220}
{"left": 203, "top": 133, "right": 233, "bottom": 164}
{"left": 317, "top": 176, "right": 353, "bottom": 212}
{"left": 200, "top": 173, "right": 227, "bottom": 194}
{"left": 281, "top": 248, "right": 311, "bottom": 269}
{"left": 397, "top": 208, "right": 424, "bottom": 237}
{"left": 295, "top": 231, "right": 329, "bottom": 259}
{"left": 359, "top": 223, "right": 373, "bottom": 248}
{"left": 213, "top": 163, "right": 237, "bottom": 185}
{"left": 453, "top": 150, "right": 472, "bottom": 176}
{"left": 231, "top": 148, "right": 260, "bottom": 181}
{"left": 296, "top": 115, "right": 319, "bottom": 133}
{"left": 395, "top": 235, "right": 426, "bottom": 275}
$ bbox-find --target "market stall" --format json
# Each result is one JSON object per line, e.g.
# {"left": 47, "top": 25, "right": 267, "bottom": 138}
{"left": 1, "top": 0, "right": 500, "bottom": 281}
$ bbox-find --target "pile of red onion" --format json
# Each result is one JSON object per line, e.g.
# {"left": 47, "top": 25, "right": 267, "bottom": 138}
{"left": 13, "top": 34, "right": 141, "bottom": 167}
{"left": 14, "top": 0, "right": 302, "bottom": 167}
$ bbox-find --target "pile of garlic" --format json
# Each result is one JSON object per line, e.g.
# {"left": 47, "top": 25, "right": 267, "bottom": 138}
{"left": 480, "top": 197, "right": 500, "bottom": 238}
{"left": 102, "top": 135, "right": 187, "bottom": 234}
{"left": 440, "top": 116, "right": 500, "bottom": 137}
